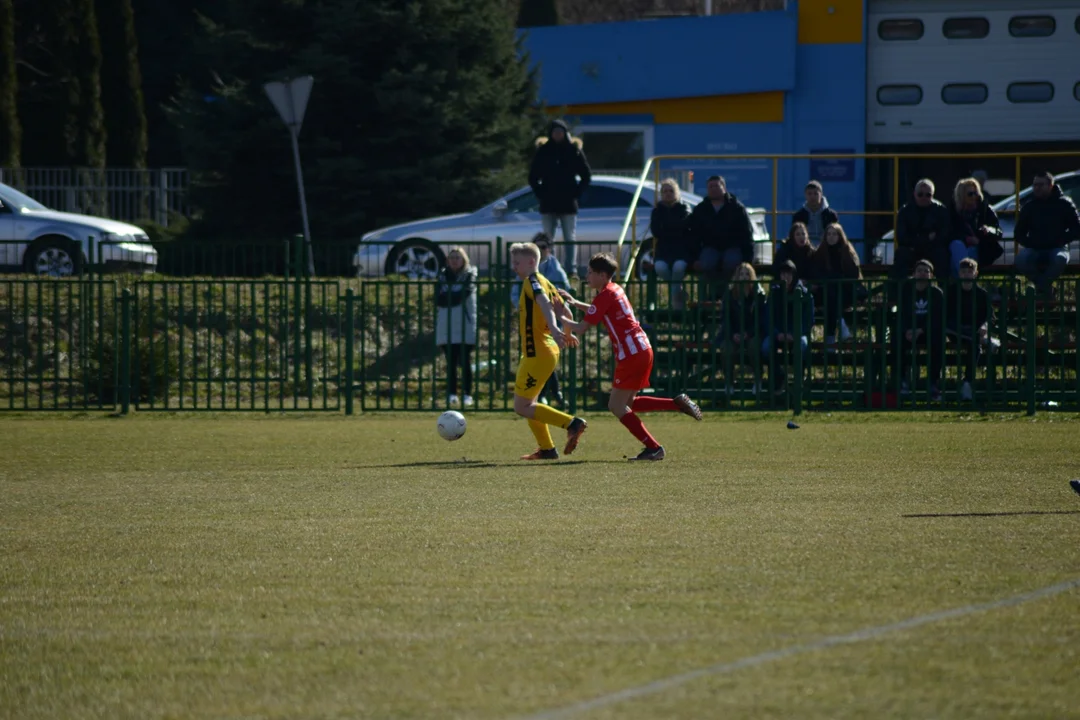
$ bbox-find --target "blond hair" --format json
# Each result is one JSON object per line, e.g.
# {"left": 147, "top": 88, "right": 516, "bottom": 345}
{"left": 509, "top": 242, "right": 540, "bottom": 262}
{"left": 953, "top": 177, "right": 983, "bottom": 210}
{"left": 659, "top": 178, "right": 681, "bottom": 203}
{"left": 446, "top": 246, "right": 471, "bottom": 268}
{"left": 733, "top": 261, "right": 760, "bottom": 297}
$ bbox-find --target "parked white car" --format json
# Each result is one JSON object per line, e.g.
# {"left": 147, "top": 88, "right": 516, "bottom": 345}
{"left": 353, "top": 175, "right": 773, "bottom": 279}
{"left": 874, "top": 170, "right": 1080, "bottom": 265}
{"left": 0, "top": 182, "right": 157, "bottom": 276}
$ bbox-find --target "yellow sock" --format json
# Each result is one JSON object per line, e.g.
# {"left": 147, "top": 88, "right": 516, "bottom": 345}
{"left": 528, "top": 419, "right": 555, "bottom": 450}
{"left": 533, "top": 403, "right": 573, "bottom": 429}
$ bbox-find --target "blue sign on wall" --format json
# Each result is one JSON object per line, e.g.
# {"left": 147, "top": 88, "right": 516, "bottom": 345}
{"left": 809, "top": 149, "right": 856, "bottom": 183}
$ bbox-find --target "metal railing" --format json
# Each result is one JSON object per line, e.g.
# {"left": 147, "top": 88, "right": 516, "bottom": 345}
{"left": 0, "top": 167, "right": 189, "bottom": 226}
{"left": 1, "top": 274, "right": 1076, "bottom": 414}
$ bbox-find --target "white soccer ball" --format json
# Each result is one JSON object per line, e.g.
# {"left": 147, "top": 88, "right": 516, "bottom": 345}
{"left": 437, "top": 410, "right": 467, "bottom": 441}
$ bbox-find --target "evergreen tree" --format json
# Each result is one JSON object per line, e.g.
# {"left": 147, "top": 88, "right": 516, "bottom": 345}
{"left": 173, "top": 0, "right": 543, "bottom": 245}
{"left": 71, "top": 0, "right": 106, "bottom": 167}
{"left": 97, "top": 0, "right": 148, "bottom": 167}
{"left": 0, "top": 0, "right": 20, "bottom": 168}
{"left": 517, "top": 0, "right": 559, "bottom": 27}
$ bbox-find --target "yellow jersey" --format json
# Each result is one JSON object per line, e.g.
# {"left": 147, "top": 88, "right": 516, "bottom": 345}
{"left": 518, "top": 272, "right": 560, "bottom": 357}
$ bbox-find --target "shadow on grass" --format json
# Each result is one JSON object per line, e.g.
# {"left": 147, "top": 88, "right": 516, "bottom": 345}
{"left": 903, "top": 510, "right": 1080, "bottom": 518}
{"left": 347, "top": 459, "right": 626, "bottom": 469}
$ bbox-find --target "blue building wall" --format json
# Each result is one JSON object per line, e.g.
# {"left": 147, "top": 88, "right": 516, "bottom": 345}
{"left": 520, "top": 1, "right": 870, "bottom": 244}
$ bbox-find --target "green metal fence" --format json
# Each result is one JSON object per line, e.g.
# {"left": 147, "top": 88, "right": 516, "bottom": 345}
{"left": 0, "top": 274, "right": 1076, "bottom": 414}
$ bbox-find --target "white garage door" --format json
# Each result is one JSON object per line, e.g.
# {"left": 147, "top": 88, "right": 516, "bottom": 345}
{"left": 867, "top": 0, "right": 1080, "bottom": 144}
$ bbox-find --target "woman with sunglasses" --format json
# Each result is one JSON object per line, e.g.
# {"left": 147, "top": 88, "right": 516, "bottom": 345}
{"left": 948, "top": 178, "right": 1003, "bottom": 278}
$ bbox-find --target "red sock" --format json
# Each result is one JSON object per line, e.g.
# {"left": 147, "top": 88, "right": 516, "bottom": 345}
{"left": 619, "top": 411, "right": 660, "bottom": 449}
{"left": 632, "top": 397, "right": 677, "bottom": 412}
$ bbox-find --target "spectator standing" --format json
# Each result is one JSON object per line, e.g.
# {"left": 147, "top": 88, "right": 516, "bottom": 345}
{"left": 945, "top": 257, "right": 995, "bottom": 401}
{"left": 892, "top": 259, "right": 945, "bottom": 401}
{"left": 687, "top": 175, "right": 755, "bottom": 296}
{"left": 511, "top": 233, "right": 570, "bottom": 405}
{"left": 1013, "top": 171, "right": 1080, "bottom": 295}
{"left": 948, "top": 177, "right": 1004, "bottom": 278}
{"left": 763, "top": 259, "right": 814, "bottom": 395}
{"left": 774, "top": 222, "right": 816, "bottom": 279}
{"left": 435, "top": 246, "right": 478, "bottom": 407}
{"left": 813, "top": 223, "right": 861, "bottom": 346}
{"left": 649, "top": 179, "right": 696, "bottom": 309}
{"left": 895, "top": 179, "right": 951, "bottom": 277}
{"left": 792, "top": 180, "right": 838, "bottom": 246}
{"left": 719, "top": 262, "right": 767, "bottom": 396}
{"left": 528, "top": 119, "right": 592, "bottom": 276}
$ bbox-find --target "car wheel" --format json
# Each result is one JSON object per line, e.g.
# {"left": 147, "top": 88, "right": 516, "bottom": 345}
{"left": 24, "top": 238, "right": 83, "bottom": 278}
{"left": 385, "top": 238, "right": 445, "bottom": 280}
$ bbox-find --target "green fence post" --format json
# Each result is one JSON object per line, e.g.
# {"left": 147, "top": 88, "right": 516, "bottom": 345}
{"left": 1025, "top": 284, "right": 1036, "bottom": 416}
{"left": 793, "top": 288, "right": 804, "bottom": 417}
{"left": 119, "top": 288, "right": 132, "bottom": 415}
{"left": 345, "top": 289, "right": 355, "bottom": 416}
{"left": 293, "top": 236, "right": 303, "bottom": 396}
{"left": 283, "top": 238, "right": 291, "bottom": 282}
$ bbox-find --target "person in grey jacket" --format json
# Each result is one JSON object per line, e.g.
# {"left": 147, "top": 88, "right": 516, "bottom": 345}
{"left": 436, "top": 247, "right": 478, "bottom": 406}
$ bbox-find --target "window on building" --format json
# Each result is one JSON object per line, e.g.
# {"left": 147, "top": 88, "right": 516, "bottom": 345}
{"left": 942, "top": 83, "right": 988, "bottom": 104}
{"left": 1009, "top": 16, "right": 1055, "bottom": 37}
{"left": 1074, "top": 82, "right": 1080, "bottom": 102}
{"left": 878, "top": 19, "right": 924, "bottom": 40}
{"left": 943, "top": 17, "right": 990, "bottom": 39}
{"left": 877, "top": 85, "right": 923, "bottom": 105}
{"left": 1007, "top": 82, "right": 1054, "bottom": 103}
{"left": 1076, "top": 14, "right": 1080, "bottom": 34}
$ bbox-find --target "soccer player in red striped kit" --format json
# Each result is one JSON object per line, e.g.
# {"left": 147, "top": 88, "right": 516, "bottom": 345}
{"left": 558, "top": 253, "right": 702, "bottom": 461}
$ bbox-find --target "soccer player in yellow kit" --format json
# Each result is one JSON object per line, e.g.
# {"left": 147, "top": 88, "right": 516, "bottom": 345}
{"left": 510, "top": 242, "right": 588, "bottom": 460}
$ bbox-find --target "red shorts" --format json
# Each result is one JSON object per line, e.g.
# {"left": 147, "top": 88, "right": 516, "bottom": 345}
{"left": 613, "top": 348, "right": 653, "bottom": 391}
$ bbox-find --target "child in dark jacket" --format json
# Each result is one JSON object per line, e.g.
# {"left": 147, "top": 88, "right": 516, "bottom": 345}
{"left": 763, "top": 259, "right": 814, "bottom": 395}
{"left": 945, "top": 257, "right": 996, "bottom": 401}
{"left": 719, "top": 262, "right": 767, "bottom": 395}
{"left": 893, "top": 258, "right": 945, "bottom": 400}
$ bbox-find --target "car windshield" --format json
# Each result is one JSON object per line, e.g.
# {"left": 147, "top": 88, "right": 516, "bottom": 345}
{"left": 0, "top": 183, "right": 49, "bottom": 211}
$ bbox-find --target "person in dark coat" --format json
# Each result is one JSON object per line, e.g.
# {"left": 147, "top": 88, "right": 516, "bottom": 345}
{"left": 791, "top": 180, "right": 839, "bottom": 245}
{"left": 528, "top": 119, "right": 592, "bottom": 275}
{"left": 892, "top": 258, "right": 945, "bottom": 401}
{"left": 686, "top": 175, "right": 755, "bottom": 297}
{"left": 945, "top": 257, "right": 995, "bottom": 401}
{"left": 894, "top": 178, "right": 951, "bottom": 278}
{"left": 649, "top": 179, "right": 696, "bottom": 309}
{"left": 774, "top": 222, "right": 816, "bottom": 279}
{"left": 813, "top": 223, "right": 862, "bottom": 345}
{"left": 763, "top": 259, "right": 814, "bottom": 395}
{"left": 435, "top": 247, "right": 478, "bottom": 406}
{"left": 719, "top": 262, "right": 767, "bottom": 396}
{"left": 947, "top": 177, "right": 1004, "bottom": 278}
{"left": 1014, "top": 171, "right": 1080, "bottom": 294}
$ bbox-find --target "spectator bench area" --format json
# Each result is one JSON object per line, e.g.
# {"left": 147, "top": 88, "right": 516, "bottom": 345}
{"left": 635, "top": 266, "right": 1080, "bottom": 411}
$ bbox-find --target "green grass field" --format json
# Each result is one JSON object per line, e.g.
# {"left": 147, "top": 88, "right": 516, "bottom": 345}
{"left": 2, "top": 412, "right": 1079, "bottom": 719}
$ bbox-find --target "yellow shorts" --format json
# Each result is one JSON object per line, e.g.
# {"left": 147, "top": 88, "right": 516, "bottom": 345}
{"left": 514, "top": 351, "right": 558, "bottom": 399}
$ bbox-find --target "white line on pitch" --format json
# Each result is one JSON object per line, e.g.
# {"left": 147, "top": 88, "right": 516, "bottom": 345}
{"left": 516, "top": 577, "right": 1080, "bottom": 720}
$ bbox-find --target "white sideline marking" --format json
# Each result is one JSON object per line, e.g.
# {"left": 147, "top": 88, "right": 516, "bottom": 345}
{"left": 517, "top": 577, "right": 1080, "bottom": 720}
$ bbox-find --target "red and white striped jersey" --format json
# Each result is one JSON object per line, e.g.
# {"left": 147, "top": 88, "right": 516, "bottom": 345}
{"left": 582, "top": 282, "right": 651, "bottom": 360}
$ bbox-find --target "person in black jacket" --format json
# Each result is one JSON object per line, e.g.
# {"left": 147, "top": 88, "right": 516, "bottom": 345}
{"left": 791, "top": 180, "right": 838, "bottom": 245}
{"left": 718, "top": 262, "right": 767, "bottom": 396}
{"left": 945, "top": 258, "right": 995, "bottom": 401}
{"left": 528, "top": 119, "right": 592, "bottom": 275}
{"left": 773, "top": 222, "right": 816, "bottom": 279}
{"left": 813, "top": 223, "right": 862, "bottom": 345}
{"left": 894, "top": 179, "right": 951, "bottom": 278}
{"left": 686, "top": 175, "right": 754, "bottom": 297}
{"left": 892, "top": 259, "right": 945, "bottom": 400}
{"left": 1014, "top": 171, "right": 1080, "bottom": 295}
{"left": 947, "top": 177, "right": 1004, "bottom": 278}
{"left": 763, "top": 259, "right": 814, "bottom": 395}
{"left": 649, "top": 179, "right": 696, "bottom": 309}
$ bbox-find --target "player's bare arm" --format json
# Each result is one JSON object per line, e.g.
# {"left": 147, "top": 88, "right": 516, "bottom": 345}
{"left": 557, "top": 289, "right": 591, "bottom": 311}
{"left": 535, "top": 292, "right": 567, "bottom": 350}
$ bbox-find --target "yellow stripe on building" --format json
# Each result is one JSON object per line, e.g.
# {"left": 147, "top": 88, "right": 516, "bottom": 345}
{"left": 564, "top": 92, "right": 784, "bottom": 124}
{"left": 798, "top": 0, "right": 863, "bottom": 45}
